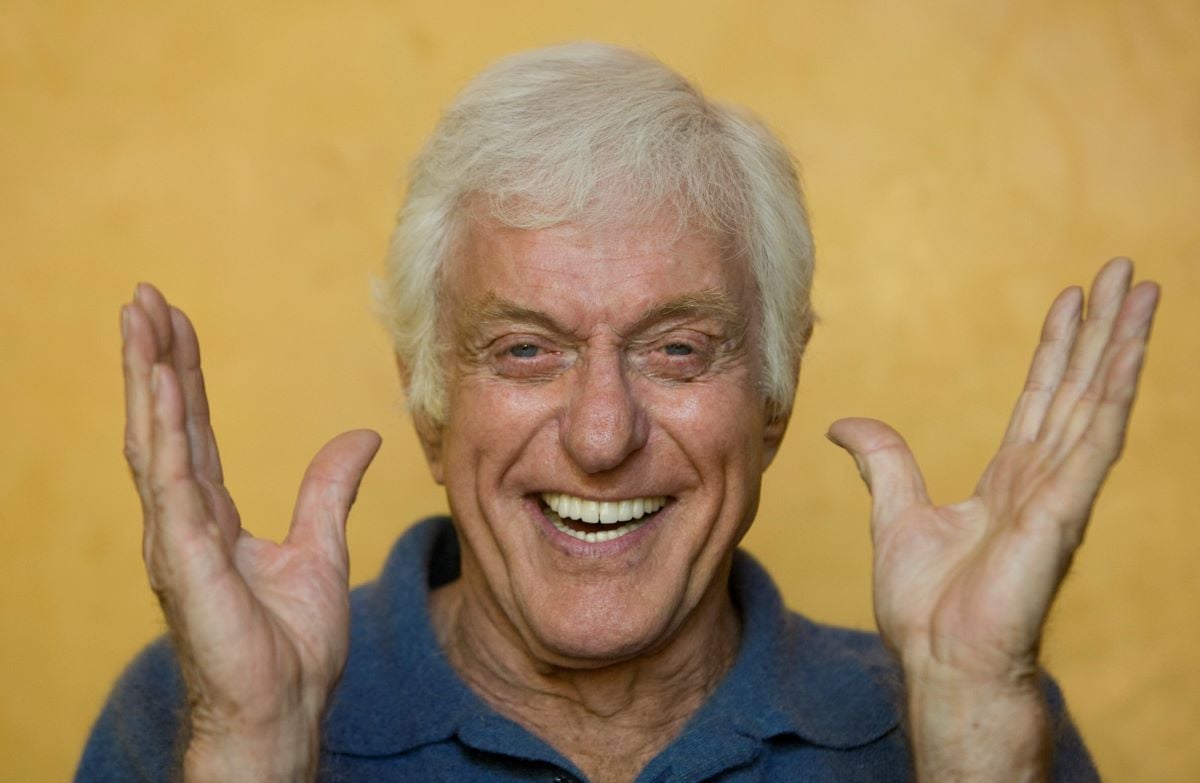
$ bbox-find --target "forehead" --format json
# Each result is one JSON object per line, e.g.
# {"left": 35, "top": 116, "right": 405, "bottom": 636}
{"left": 444, "top": 213, "right": 753, "bottom": 325}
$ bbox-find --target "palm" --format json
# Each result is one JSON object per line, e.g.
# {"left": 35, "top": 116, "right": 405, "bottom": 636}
{"left": 177, "top": 515, "right": 353, "bottom": 730}
{"left": 830, "top": 259, "right": 1159, "bottom": 678}
{"left": 872, "top": 447, "right": 1080, "bottom": 676}
{"left": 122, "top": 283, "right": 380, "bottom": 737}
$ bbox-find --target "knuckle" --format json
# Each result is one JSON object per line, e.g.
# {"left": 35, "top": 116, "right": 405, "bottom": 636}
{"left": 145, "top": 558, "right": 172, "bottom": 599}
{"left": 1081, "top": 425, "right": 1124, "bottom": 459}
{"left": 122, "top": 439, "right": 142, "bottom": 466}
{"left": 148, "top": 578, "right": 169, "bottom": 601}
{"left": 1022, "top": 380, "right": 1053, "bottom": 395}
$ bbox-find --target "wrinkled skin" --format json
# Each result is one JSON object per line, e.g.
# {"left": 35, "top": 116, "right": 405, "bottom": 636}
{"left": 424, "top": 216, "right": 783, "bottom": 670}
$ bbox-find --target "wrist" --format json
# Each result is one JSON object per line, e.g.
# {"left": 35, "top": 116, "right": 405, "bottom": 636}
{"left": 183, "top": 712, "right": 322, "bottom": 783}
{"left": 903, "top": 657, "right": 1050, "bottom": 782}
{"left": 902, "top": 648, "right": 1042, "bottom": 695}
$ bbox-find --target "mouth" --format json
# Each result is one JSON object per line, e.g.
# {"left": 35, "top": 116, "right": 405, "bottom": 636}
{"left": 539, "top": 492, "right": 668, "bottom": 543}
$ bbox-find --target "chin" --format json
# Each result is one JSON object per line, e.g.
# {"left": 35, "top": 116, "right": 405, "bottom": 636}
{"left": 519, "top": 588, "right": 681, "bottom": 666}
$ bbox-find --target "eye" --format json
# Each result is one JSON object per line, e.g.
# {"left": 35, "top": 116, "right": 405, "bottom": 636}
{"left": 634, "top": 333, "right": 715, "bottom": 382}
{"left": 509, "top": 343, "right": 540, "bottom": 358}
{"left": 488, "top": 338, "right": 571, "bottom": 380}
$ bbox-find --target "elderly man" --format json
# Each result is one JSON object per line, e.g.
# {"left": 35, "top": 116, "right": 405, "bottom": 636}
{"left": 79, "top": 43, "right": 1158, "bottom": 782}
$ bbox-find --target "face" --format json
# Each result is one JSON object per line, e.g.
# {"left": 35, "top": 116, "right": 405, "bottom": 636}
{"left": 422, "top": 213, "right": 787, "bottom": 665}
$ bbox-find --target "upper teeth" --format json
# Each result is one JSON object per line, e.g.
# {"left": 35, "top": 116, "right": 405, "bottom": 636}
{"left": 542, "top": 493, "right": 666, "bottom": 525}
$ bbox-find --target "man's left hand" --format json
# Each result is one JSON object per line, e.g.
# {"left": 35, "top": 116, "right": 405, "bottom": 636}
{"left": 828, "top": 257, "right": 1159, "bottom": 779}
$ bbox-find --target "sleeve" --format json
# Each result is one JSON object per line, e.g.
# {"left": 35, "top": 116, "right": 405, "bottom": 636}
{"left": 74, "top": 636, "right": 188, "bottom": 783}
{"left": 1043, "top": 672, "right": 1101, "bottom": 782}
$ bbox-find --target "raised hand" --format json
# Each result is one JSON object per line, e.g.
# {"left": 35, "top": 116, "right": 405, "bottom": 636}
{"left": 121, "top": 284, "right": 381, "bottom": 782}
{"left": 827, "top": 258, "right": 1159, "bottom": 777}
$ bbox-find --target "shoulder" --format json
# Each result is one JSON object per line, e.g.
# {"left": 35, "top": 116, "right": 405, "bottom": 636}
{"left": 730, "top": 546, "right": 901, "bottom": 703}
{"left": 324, "top": 516, "right": 478, "bottom": 757}
{"left": 727, "top": 550, "right": 904, "bottom": 748}
{"left": 75, "top": 635, "right": 186, "bottom": 782}
{"left": 341, "top": 515, "right": 457, "bottom": 661}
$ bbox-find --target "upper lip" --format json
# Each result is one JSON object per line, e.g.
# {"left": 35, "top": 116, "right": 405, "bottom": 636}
{"left": 537, "top": 490, "right": 670, "bottom": 502}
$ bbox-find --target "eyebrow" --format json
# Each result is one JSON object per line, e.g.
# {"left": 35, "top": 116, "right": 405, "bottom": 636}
{"left": 462, "top": 288, "right": 745, "bottom": 341}
{"left": 467, "top": 296, "right": 568, "bottom": 337}
{"left": 627, "top": 289, "right": 743, "bottom": 336}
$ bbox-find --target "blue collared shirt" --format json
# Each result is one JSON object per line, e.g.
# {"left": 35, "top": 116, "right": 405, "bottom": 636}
{"left": 77, "top": 516, "right": 1098, "bottom": 781}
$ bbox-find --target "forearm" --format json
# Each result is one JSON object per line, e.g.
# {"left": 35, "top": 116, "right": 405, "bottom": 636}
{"left": 904, "top": 659, "right": 1050, "bottom": 783}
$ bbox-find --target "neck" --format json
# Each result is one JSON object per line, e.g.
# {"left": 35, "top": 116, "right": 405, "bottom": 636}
{"left": 429, "top": 565, "right": 742, "bottom": 783}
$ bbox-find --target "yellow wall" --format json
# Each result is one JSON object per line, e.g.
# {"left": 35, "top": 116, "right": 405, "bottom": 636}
{"left": 3, "top": 1, "right": 1197, "bottom": 779}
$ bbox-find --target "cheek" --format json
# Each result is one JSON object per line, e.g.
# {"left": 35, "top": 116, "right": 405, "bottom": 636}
{"left": 444, "top": 379, "right": 560, "bottom": 466}
{"left": 649, "top": 382, "right": 769, "bottom": 481}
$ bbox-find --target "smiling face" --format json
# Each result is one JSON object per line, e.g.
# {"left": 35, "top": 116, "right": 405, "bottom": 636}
{"left": 421, "top": 212, "right": 788, "bottom": 665}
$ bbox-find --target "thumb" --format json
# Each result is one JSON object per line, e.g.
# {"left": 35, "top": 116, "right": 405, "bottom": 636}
{"left": 287, "top": 429, "right": 383, "bottom": 571}
{"left": 826, "top": 417, "right": 929, "bottom": 530}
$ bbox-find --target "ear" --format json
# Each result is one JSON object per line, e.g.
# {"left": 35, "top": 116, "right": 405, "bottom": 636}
{"left": 761, "top": 334, "right": 808, "bottom": 470}
{"left": 413, "top": 412, "right": 446, "bottom": 485}
{"left": 761, "top": 410, "right": 790, "bottom": 471}
{"left": 396, "top": 353, "right": 446, "bottom": 485}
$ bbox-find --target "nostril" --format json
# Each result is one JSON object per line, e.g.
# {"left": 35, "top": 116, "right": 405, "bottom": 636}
{"left": 565, "top": 416, "right": 644, "bottom": 473}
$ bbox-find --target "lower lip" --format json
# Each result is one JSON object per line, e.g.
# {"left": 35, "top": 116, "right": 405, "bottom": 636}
{"left": 526, "top": 497, "right": 667, "bottom": 558}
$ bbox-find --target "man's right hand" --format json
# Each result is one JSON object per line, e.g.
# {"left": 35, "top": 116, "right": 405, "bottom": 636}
{"left": 122, "top": 284, "right": 381, "bottom": 782}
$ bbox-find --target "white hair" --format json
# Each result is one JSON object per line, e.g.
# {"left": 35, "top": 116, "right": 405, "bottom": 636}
{"left": 379, "top": 42, "right": 814, "bottom": 423}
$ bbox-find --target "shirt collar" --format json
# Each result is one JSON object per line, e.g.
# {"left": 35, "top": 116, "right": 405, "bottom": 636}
{"left": 703, "top": 548, "right": 903, "bottom": 748}
{"left": 322, "top": 517, "right": 901, "bottom": 756}
{"left": 323, "top": 517, "right": 481, "bottom": 755}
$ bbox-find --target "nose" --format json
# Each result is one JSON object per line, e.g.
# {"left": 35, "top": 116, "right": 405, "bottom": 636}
{"left": 562, "top": 348, "right": 648, "bottom": 474}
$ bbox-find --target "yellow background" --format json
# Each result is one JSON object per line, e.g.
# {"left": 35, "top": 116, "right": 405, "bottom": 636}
{"left": 3, "top": 1, "right": 1197, "bottom": 779}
